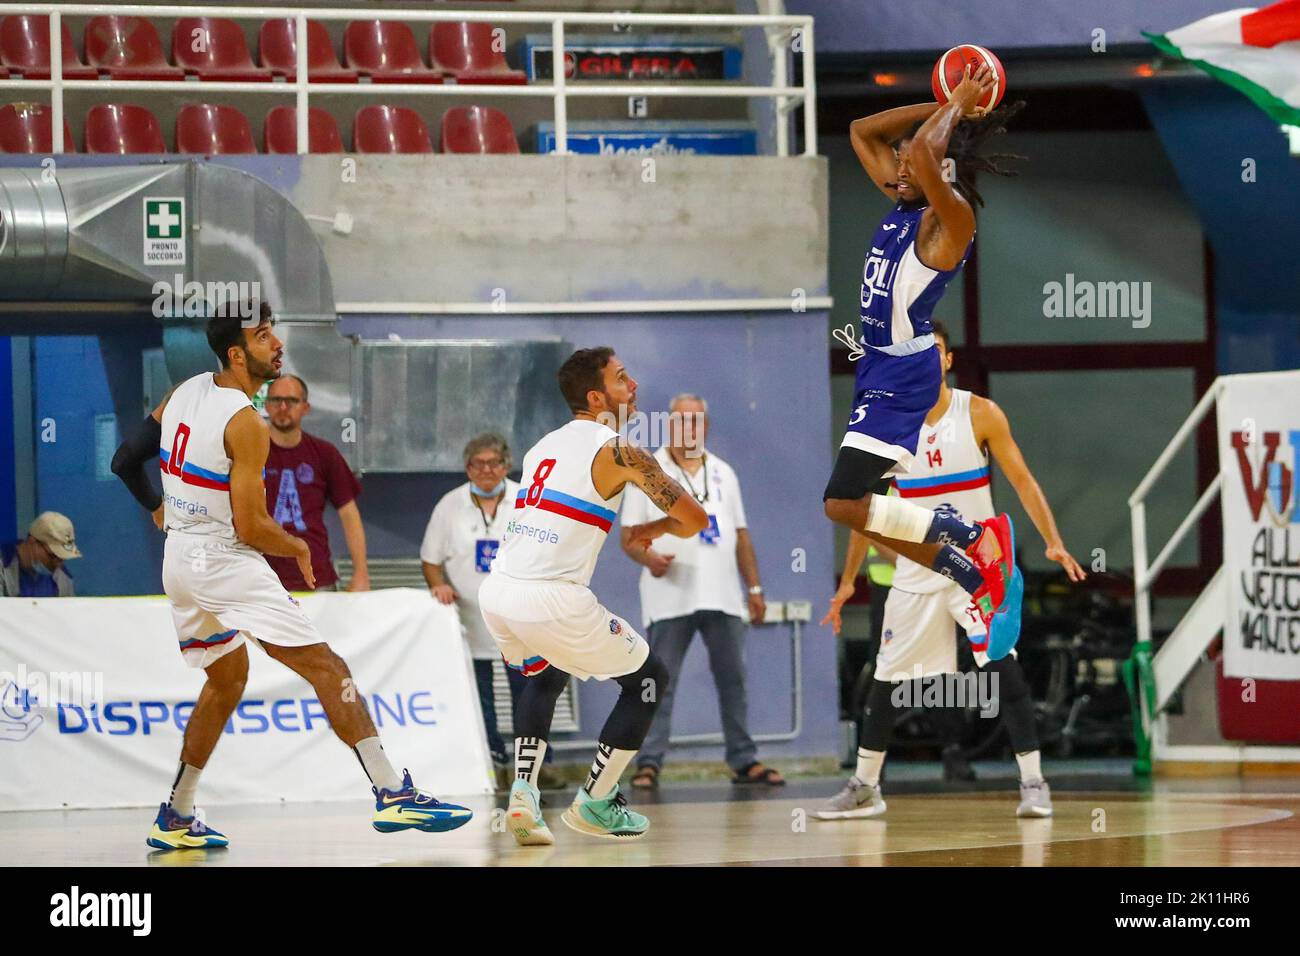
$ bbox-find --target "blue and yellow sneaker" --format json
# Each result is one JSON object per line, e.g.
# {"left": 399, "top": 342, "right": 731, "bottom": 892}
{"left": 507, "top": 778, "right": 555, "bottom": 846}
{"left": 146, "top": 803, "right": 229, "bottom": 850}
{"left": 560, "top": 785, "right": 649, "bottom": 840}
{"left": 373, "top": 769, "right": 473, "bottom": 833}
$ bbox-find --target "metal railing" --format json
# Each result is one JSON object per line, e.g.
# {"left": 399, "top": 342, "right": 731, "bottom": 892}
{"left": 0, "top": 4, "right": 818, "bottom": 157}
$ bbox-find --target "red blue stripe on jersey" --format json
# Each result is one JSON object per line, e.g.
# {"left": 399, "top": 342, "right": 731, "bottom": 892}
{"left": 159, "top": 448, "right": 231, "bottom": 491}
{"left": 895, "top": 465, "right": 990, "bottom": 499}
{"left": 515, "top": 487, "right": 617, "bottom": 532}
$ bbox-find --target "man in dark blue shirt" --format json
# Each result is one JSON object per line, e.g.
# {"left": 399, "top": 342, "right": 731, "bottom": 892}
{"left": 0, "top": 512, "right": 81, "bottom": 597}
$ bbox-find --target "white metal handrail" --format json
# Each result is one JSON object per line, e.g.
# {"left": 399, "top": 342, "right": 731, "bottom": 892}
{"left": 1127, "top": 376, "right": 1224, "bottom": 650}
{"left": 0, "top": 4, "right": 817, "bottom": 157}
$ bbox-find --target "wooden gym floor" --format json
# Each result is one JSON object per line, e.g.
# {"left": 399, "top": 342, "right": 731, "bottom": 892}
{"left": 4, "top": 761, "right": 1299, "bottom": 866}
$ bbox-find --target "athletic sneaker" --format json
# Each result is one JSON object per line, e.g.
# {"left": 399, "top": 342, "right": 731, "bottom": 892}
{"left": 146, "top": 803, "right": 229, "bottom": 850}
{"left": 986, "top": 565, "right": 1024, "bottom": 660}
{"left": 372, "top": 769, "right": 473, "bottom": 833}
{"left": 967, "top": 513, "right": 1017, "bottom": 607}
{"left": 814, "top": 777, "right": 886, "bottom": 820}
{"left": 1017, "top": 777, "right": 1053, "bottom": 817}
{"left": 560, "top": 785, "right": 649, "bottom": 840}
{"left": 507, "top": 778, "right": 555, "bottom": 846}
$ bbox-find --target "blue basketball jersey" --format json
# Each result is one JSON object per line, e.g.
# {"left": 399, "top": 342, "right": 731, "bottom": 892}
{"left": 859, "top": 203, "right": 971, "bottom": 350}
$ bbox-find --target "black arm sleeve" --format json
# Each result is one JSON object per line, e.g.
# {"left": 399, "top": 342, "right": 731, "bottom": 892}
{"left": 111, "top": 414, "right": 163, "bottom": 512}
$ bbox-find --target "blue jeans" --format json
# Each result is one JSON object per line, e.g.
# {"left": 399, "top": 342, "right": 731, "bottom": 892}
{"left": 637, "top": 611, "right": 757, "bottom": 773}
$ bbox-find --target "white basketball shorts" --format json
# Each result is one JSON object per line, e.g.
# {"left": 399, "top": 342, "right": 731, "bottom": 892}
{"left": 162, "top": 531, "right": 321, "bottom": 669}
{"left": 875, "top": 582, "right": 1002, "bottom": 681}
{"left": 478, "top": 572, "right": 649, "bottom": 681}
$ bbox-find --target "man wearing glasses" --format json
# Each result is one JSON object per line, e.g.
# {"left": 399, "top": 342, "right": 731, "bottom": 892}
{"left": 262, "top": 374, "right": 370, "bottom": 592}
{"left": 420, "top": 434, "right": 526, "bottom": 778}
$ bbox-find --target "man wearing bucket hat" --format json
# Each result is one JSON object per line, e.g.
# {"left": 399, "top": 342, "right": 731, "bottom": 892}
{"left": 0, "top": 512, "right": 82, "bottom": 597}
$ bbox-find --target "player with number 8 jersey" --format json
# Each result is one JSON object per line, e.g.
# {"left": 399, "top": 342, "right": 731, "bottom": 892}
{"left": 480, "top": 347, "right": 708, "bottom": 845}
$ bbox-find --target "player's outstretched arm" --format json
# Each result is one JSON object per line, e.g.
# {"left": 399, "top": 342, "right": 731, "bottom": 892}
{"left": 821, "top": 529, "right": 872, "bottom": 635}
{"left": 973, "top": 396, "right": 1085, "bottom": 582}
{"left": 597, "top": 440, "right": 708, "bottom": 545}
{"left": 908, "top": 65, "right": 995, "bottom": 267}
{"left": 850, "top": 102, "right": 940, "bottom": 200}
{"left": 225, "top": 407, "right": 317, "bottom": 587}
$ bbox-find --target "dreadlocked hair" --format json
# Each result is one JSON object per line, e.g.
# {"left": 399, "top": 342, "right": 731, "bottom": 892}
{"left": 898, "top": 99, "right": 1027, "bottom": 208}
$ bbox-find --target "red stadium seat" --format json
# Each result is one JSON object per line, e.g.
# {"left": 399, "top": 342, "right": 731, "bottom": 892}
{"left": 84, "top": 103, "right": 167, "bottom": 153}
{"left": 259, "top": 19, "right": 357, "bottom": 83}
{"left": 0, "top": 103, "right": 75, "bottom": 152}
{"left": 176, "top": 103, "right": 256, "bottom": 154}
{"left": 172, "top": 17, "right": 272, "bottom": 81}
{"left": 353, "top": 105, "right": 433, "bottom": 153}
{"left": 440, "top": 105, "right": 519, "bottom": 154}
{"left": 0, "top": 15, "right": 97, "bottom": 79}
{"left": 264, "top": 105, "right": 343, "bottom": 154}
{"left": 344, "top": 21, "right": 442, "bottom": 83}
{"left": 84, "top": 16, "right": 184, "bottom": 81}
{"left": 430, "top": 22, "right": 526, "bottom": 85}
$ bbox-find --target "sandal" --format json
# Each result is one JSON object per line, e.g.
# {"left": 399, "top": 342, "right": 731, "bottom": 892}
{"left": 630, "top": 765, "right": 660, "bottom": 789}
{"left": 731, "top": 762, "right": 785, "bottom": 786}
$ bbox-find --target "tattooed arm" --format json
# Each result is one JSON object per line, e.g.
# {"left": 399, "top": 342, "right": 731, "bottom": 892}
{"left": 594, "top": 439, "right": 709, "bottom": 545}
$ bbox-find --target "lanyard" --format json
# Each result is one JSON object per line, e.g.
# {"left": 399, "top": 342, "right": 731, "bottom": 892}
{"left": 672, "top": 453, "right": 709, "bottom": 504}
{"left": 470, "top": 487, "right": 506, "bottom": 536}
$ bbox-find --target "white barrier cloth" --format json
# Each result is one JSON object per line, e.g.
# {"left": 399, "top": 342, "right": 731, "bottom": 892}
{"left": 0, "top": 588, "right": 493, "bottom": 811}
{"left": 1218, "top": 370, "right": 1300, "bottom": 680}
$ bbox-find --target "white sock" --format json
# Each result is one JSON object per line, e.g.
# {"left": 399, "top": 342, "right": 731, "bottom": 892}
{"left": 515, "top": 736, "right": 548, "bottom": 787}
{"left": 865, "top": 493, "right": 933, "bottom": 543}
{"left": 168, "top": 761, "right": 202, "bottom": 817}
{"left": 585, "top": 743, "right": 636, "bottom": 799}
{"left": 855, "top": 748, "right": 886, "bottom": 787}
{"left": 1016, "top": 750, "right": 1042, "bottom": 783}
{"left": 353, "top": 736, "right": 402, "bottom": 792}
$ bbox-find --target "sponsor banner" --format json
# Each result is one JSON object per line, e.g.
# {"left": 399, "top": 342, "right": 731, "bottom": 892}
{"left": 523, "top": 34, "right": 742, "bottom": 81}
{"left": 1218, "top": 369, "right": 1300, "bottom": 679}
{"left": 536, "top": 122, "right": 757, "bottom": 155}
{"left": 0, "top": 589, "right": 493, "bottom": 810}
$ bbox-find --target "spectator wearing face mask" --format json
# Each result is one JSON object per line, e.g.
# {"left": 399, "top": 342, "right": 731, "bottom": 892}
{"left": 1, "top": 512, "right": 81, "bottom": 597}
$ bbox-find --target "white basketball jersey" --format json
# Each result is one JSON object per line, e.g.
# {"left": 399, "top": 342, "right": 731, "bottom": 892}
{"left": 891, "top": 389, "right": 995, "bottom": 594}
{"left": 491, "top": 419, "right": 624, "bottom": 587}
{"left": 159, "top": 372, "right": 253, "bottom": 542}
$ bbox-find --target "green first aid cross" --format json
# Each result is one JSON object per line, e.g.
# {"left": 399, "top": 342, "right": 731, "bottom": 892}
{"left": 145, "top": 199, "right": 183, "bottom": 239}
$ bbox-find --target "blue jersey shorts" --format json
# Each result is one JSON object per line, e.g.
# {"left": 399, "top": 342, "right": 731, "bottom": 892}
{"left": 839, "top": 344, "right": 941, "bottom": 477}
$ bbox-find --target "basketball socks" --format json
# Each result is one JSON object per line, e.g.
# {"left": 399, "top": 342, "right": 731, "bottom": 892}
{"left": 515, "top": 736, "right": 547, "bottom": 787}
{"left": 585, "top": 742, "right": 636, "bottom": 799}
{"left": 854, "top": 749, "right": 886, "bottom": 787}
{"left": 1016, "top": 750, "right": 1042, "bottom": 783}
{"left": 923, "top": 508, "right": 982, "bottom": 548}
{"left": 168, "top": 761, "right": 201, "bottom": 817}
{"left": 353, "top": 736, "right": 402, "bottom": 792}
{"left": 930, "top": 545, "right": 984, "bottom": 595}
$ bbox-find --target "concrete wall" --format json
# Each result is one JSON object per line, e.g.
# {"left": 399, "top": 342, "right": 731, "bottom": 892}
{"left": 786, "top": 0, "right": 1234, "bottom": 53}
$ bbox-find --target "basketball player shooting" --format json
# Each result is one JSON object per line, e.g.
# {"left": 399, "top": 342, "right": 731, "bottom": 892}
{"left": 823, "top": 62, "right": 1029, "bottom": 660}
{"left": 818, "top": 321, "right": 1083, "bottom": 820}
{"left": 478, "top": 347, "right": 708, "bottom": 845}
{"left": 111, "top": 304, "right": 472, "bottom": 849}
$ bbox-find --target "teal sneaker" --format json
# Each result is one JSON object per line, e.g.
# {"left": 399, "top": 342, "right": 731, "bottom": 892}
{"left": 507, "top": 778, "right": 554, "bottom": 846}
{"left": 560, "top": 785, "right": 649, "bottom": 840}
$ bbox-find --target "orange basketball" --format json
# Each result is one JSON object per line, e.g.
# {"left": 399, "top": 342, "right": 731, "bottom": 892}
{"left": 931, "top": 44, "right": 1006, "bottom": 114}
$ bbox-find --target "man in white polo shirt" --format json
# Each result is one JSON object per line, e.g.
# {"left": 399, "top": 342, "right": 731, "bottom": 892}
{"left": 420, "top": 433, "right": 522, "bottom": 776}
{"left": 619, "top": 394, "right": 784, "bottom": 788}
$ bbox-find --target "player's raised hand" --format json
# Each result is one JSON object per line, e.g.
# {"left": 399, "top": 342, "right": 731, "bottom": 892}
{"left": 1046, "top": 543, "right": 1086, "bottom": 582}
{"left": 820, "top": 579, "right": 857, "bottom": 636}
{"left": 952, "top": 63, "right": 995, "bottom": 117}
{"left": 293, "top": 539, "right": 316, "bottom": 590}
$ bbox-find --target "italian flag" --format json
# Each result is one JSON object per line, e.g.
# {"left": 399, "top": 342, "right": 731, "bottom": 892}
{"left": 1144, "top": 0, "right": 1300, "bottom": 125}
